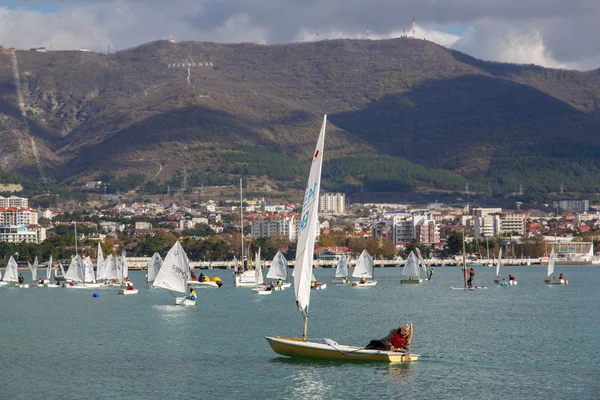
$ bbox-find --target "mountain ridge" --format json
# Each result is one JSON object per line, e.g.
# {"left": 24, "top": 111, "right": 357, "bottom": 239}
{"left": 1, "top": 38, "right": 600, "bottom": 197}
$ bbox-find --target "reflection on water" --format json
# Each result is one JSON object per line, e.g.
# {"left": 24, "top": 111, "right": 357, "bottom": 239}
{"left": 387, "top": 363, "right": 413, "bottom": 380}
{"left": 290, "top": 367, "right": 333, "bottom": 400}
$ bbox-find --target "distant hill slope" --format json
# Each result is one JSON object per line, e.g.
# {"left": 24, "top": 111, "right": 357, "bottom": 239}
{"left": 1, "top": 38, "right": 600, "bottom": 196}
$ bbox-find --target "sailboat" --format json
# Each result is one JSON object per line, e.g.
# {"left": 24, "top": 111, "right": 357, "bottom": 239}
{"left": 2, "top": 256, "right": 20, "bottom": 286}
{"left": 118, "top": 252, "right": 138, "bottom": 295}
{"left": 153, "top": 241, "right": 195, "bottom": 306}
{"left": 103, "top": 255, "right": 120, "bottom": 286}
{"left": 494, "top": 248, "right": 504, "bottom": 285}
{"left": 96, "top": 242, "right": 106, "bottom": 283}
{"left": 64, "top": 255, "right": 84, "bottom": 286}
{"left": 332, "top": 255, "right": 349, "bottom": 284}
{"left": 350, "top": 250, "right": 377, "bottom": 286}
{"left": 146, "top": 252, "right": 163, "bottom": 288}
{"left": 414, "top": 248, "right": 429, "bottom": 281}
{"left": 265, "top": 115, "right": 418, "bottom": 362}
{"left": 252, "top": 248, "right": 272, "bottom": 295}
{"left": 29, "top": 257, "right": 38, "bottom": 287}
{"left": 234, "top": 178, "right": 258, "bottom": 288}
{"left": 400, "top": 252, "right": 423, "bottom": 284}
{"left": 544, "top": 247, "right": 568, "bottom": 285}
{"left": 266, "top": 250, "right": 290, "bottom": 290}
{"left": 43, "top": 255, "right": 58, "bottom": 288}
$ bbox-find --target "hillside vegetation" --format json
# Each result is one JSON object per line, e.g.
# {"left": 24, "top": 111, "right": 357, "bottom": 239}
{"left": 0, "top": 38, "right": 599, "bottom": 198}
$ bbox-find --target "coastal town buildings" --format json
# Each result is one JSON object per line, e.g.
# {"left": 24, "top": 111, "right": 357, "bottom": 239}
{"left": 319, "top": 193, "right": 346, "bottom": 214}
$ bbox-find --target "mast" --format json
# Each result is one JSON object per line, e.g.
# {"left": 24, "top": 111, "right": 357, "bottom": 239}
{"left": 74, "top": 221, "right": 78, "bottom": 256}
{"left": 462, "top": 227, "right": 467, "bottom": 289}
{"left": 486, "top": 237, "right": 490, "bottom": 263}
{"left": 240, "top": 178, "right": 244, "bottom": 265}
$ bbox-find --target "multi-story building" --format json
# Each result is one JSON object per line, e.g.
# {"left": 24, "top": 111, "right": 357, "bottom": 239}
{"left": 392, "top": 213, "right": 439, "bottom": 244}
{"left": 251, "top": 215, "right": 297, "bottom": 241}
{"left": 0, "top": 207, "right": 38, "bottom": 225}
{"left": 474, "top": 215, "right": 501, "bottom": 238}
{"left": 553, "top": 199, "right": 589, "bottom": 214}
{"left": 251, "top": 214, "right": 320, "bottom": 241}
{"left": 498, "top": 212, "right": 527, "bottom": 236}
{"left": 472, "top": 207, "right": 502, "bottom": 217}
{"left": 0, "top": 224, "right": 45, "bottom": 244}
{"left": 0, "top": 196, "right": 28, "bottom": 208}
{"left": 319, "top": 193, "right": 346, "bottom": 214}
{"left": 134, "top": 222, "right": 152, "bottom": 230}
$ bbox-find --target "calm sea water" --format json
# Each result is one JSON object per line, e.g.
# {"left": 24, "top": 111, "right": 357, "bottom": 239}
{"left": 1, "top": 266, "right": 599, "bottom": 400}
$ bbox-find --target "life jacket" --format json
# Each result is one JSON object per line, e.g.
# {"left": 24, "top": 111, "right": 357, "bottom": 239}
{"left": 390, "top": 333, "right": 407, "bottom": 349}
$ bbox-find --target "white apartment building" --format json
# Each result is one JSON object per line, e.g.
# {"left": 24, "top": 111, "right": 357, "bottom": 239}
{"left": 392, "top": 214, "right": 439, "bottom": 244}
{"left": 0, "top": 207, "right": 38, "bottom": 225}
{"left": 251, "top": 215, "right": 320, "bottom": 241}
{"left": 474, "top": 212, "right": 526, "bottom": 237}
{"left": 0, "top": 224, "right": 45, "bottom": 244}
{"left": 474, "top": 215, "right": 501, "bottom": 238}
{"left": 319, "top": 193, "right": 346, "bottom": 214}
{"left": 251, "top": 215, "right": 297, "bottom": 241}
{"left": 0, "top": 196, "right": 28, "bottom": 208}
{"left": 498, "top": 212, "right": 527, "bottom": 236}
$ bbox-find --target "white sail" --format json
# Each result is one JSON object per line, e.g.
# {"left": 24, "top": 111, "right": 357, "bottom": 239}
{"left": 255, "top": 249, "right": 265, "bottom": 286}
{"left": 147, "top": 253, "right": 162, "bottom": 284}
{"left": 267, "top": 251, "right": 288, "bottom": 280}
{"left": 415, "top": 248, "right": 428, "bottom": 274}
{"left": 115, "top": 257, "right": 123, "bottom": 284}
{"left": 496, "top": 248, "right": 502, "bottom": 277}
{"left": 152, "top": 241, "right": 189, "bottom": 294}
{"left": 402, "top": 252, "right": 420, "bottom": 278}
{"left": 84, "top": 256, "right": 96, "bottom": 282}
{"left": 59, "top": 262, "right": 66, "bottom": 278}
{"left": 96, "top": 242, "right": 105, "bottom": 281}
{"left": 30, "top": 256, "right": 39, "bottom": 281}
{"left": 121, "top": 253, "right": 129, "bottom": 279}
{"left": 352, "top": 250, "right": 374, "bottom": 279}
{"left": 104, "top": 255, "right": 119, "bottom": 281}
{"left": 295, "top": 115, "right": 326, "bottom": 314}
{"left": 64, "top": 255, "right": 84, "bottom": 282}
{"left": 46, "top": 255, "right": 53, "bottom": 280}
{"left": 335, "top": 256, "right": 348, "bottom": 278}
{"left": 547, "top": 248, "right": 555, "bottom": 277}
{"left": 4, "top": 256, "right": 19, "bottom": 282}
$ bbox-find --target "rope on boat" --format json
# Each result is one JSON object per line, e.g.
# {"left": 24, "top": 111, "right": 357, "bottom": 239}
{"left": 303, "top": 316, "right": 410, "bottom": 358}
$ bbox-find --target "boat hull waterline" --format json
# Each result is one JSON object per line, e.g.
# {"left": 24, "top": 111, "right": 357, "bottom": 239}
{"left": 265, "top": 336, "right": 419, "bottom": 363}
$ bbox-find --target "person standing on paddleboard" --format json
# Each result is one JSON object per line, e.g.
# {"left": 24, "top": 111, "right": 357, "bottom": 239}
{"left": 467, "top": 268, "right": 475, "bottom": 288}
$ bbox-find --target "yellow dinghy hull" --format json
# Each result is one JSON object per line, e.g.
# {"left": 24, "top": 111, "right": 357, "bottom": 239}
{"left": 265, "top": 336, "right": 419, "bottom": 363}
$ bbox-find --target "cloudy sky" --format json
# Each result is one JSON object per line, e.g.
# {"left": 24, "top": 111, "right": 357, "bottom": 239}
{"left": 1, "top": 0, "right": 599, "bottom": 70}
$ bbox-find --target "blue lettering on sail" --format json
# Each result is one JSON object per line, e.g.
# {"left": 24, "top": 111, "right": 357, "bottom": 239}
{"left": 303, "top": 182, "right": 318, "bottom": 209}
{"left": 300, "top": 210, "right": 310, "bottom": 231}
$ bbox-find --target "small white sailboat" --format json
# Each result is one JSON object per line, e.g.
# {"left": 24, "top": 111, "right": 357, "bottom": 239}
{"left": 64, "top": 255, "right": 85, "bottom": 287}
{"left": 82, "top": 256, "right": 103, "bottom": 288}
{"left": 351, "top": 250, "right": 377, "bottom": 286}
{"left": 104, "top": 255, "right": 120, "bottom": 286}
{"left": 415, "top": 248, "right": 429, "bottom": 280}
{"left": 253, "top": 248, "right": 272, "bottom": 295}
{"left": 544, "top": 248, "right": 568, "bottom": 285}
{"left": 400, "top": 252, "right": 423, "bottom": 284}
{"left": 118, "top": 252, "right": 138, "bottom": 295}
{"left": 265, "top": 115, "right": 418, "bottom": 363}
{"left": 43, "top": 255, "right": 58, "bottom": 287}
{"left": 28, "top": 257, "right": 39, "bottom": 287}
{"left": 2, "top": 256, "right": 19, "bottom": 287}
{"left": 96, "top": 242, "right": 106, "bottom": 283}
{"left": 153, "top": 241, "right": 195, "bottom": 306}
{"left": 266, "top": 250, "right": 290, "bottom": 290}
{"left": 332, "top": 255, "right": 349, "bottom": 284}
{"left": 146, "top": 252, "right": 162, "bottom": 288}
